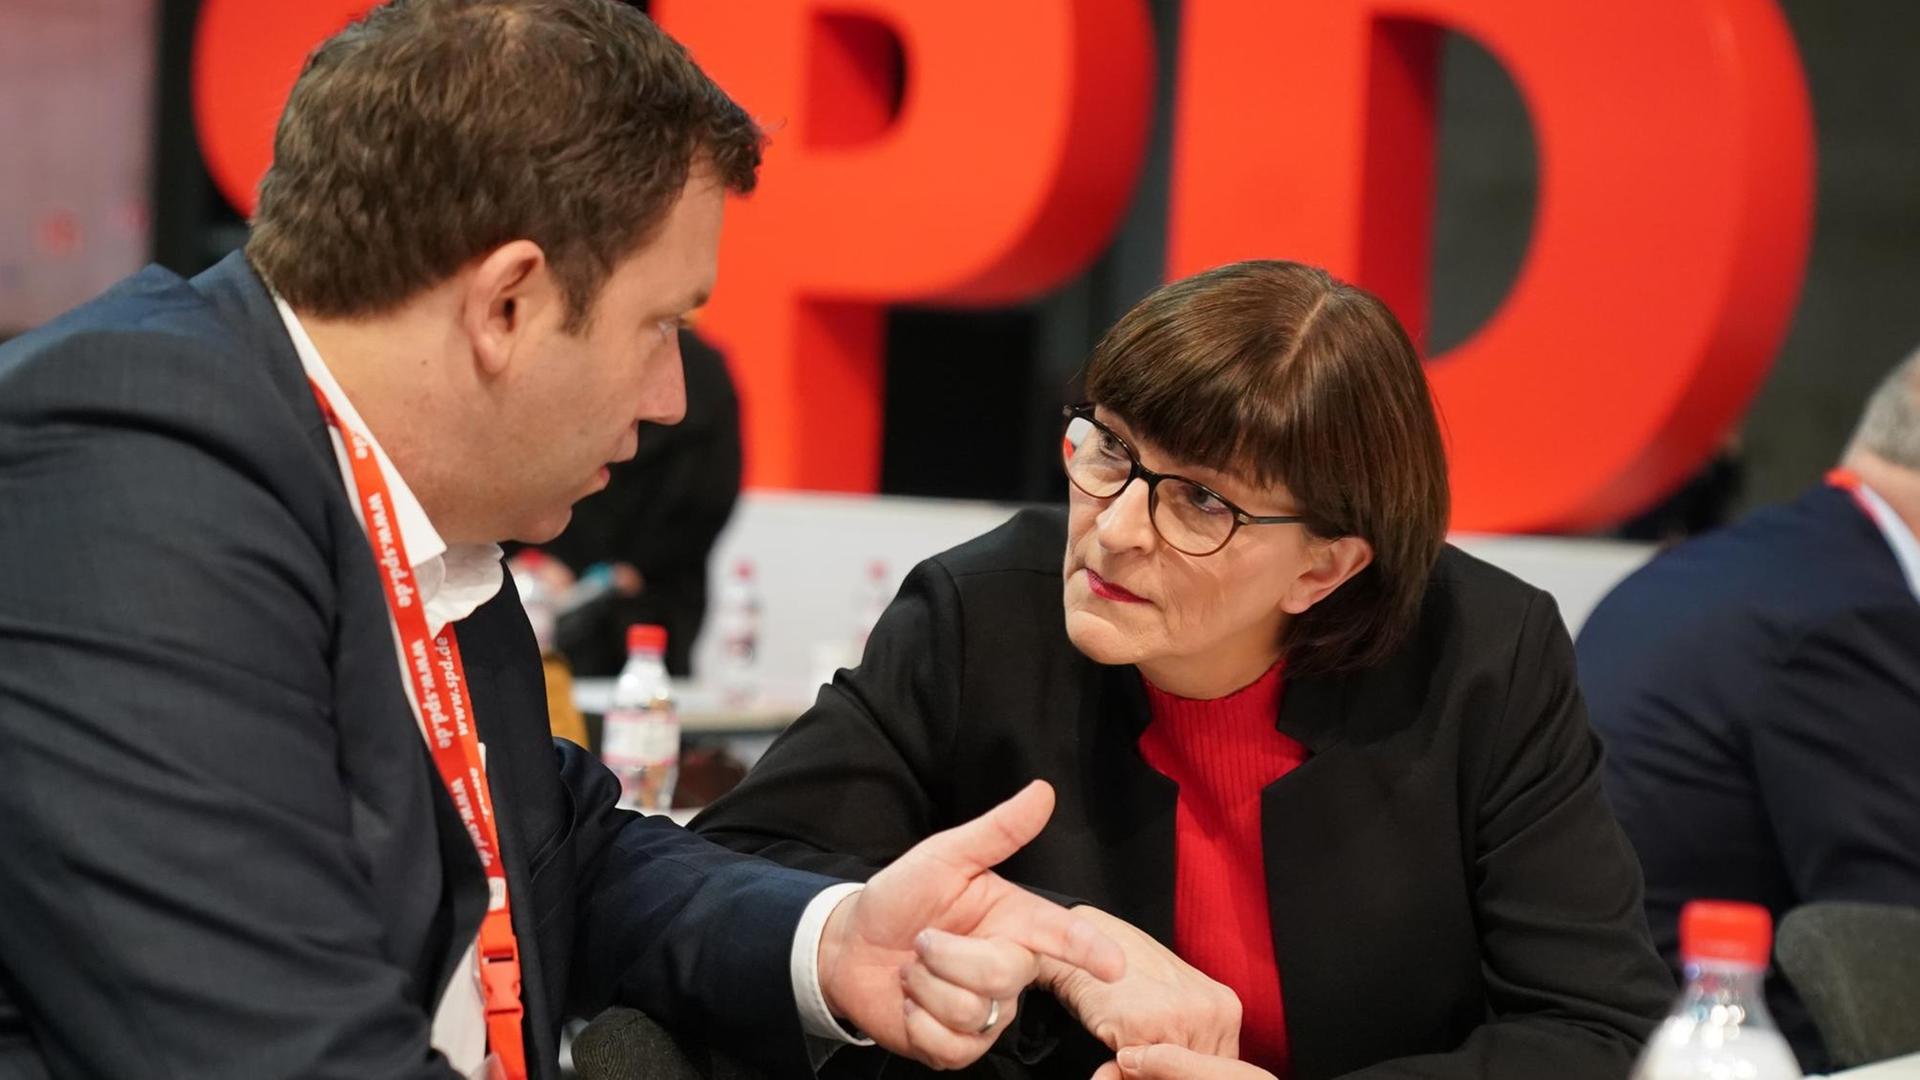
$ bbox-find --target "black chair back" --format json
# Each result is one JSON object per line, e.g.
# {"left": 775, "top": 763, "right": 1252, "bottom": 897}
{"left": 570, "top": 1007, "right": 765, "bottom": 1080}
{"left": 1776, "top": 901, "right": 1920, "bottom": 1069}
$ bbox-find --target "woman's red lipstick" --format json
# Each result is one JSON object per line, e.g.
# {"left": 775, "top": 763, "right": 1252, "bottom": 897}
{"left": 1086, "top": 569, "right": 1147, "bottom": 604}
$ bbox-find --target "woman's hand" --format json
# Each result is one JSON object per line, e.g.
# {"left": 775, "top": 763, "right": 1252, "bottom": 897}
{"left": 1093, "top": 1044, "right": 1278, "bottom": 1080}
{"left": 817, "top": 782, "right": 1126, "bottom": 1070}
{"left": 1040, "top": 905, "right": 1242, "bottom": 1057}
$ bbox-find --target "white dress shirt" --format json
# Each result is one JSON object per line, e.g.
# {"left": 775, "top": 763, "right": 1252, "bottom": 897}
{"left": 275, "top": 298, "right": 868, "bottom": 1076}
{"left": 1852, "top": 479, "right": 1920, "bottom": 602}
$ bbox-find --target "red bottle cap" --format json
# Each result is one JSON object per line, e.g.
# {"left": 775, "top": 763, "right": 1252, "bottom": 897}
{"left": 1679, "top": 900, "right": 1772, "bottom": 968}
{"left": 626, "top": 624, "right": 668, "bottom": 655}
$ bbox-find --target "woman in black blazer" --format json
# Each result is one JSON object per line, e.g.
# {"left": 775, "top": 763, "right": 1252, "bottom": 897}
{"left": 693, "top": 261, "right": 1671, "bottom": 1080}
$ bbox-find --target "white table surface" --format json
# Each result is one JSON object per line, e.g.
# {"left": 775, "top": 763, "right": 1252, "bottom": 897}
{"left": 571, "top": 678, "right": 808, "bottom": 734}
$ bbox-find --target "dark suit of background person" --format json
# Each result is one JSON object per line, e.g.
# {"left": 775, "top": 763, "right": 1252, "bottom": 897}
{"left": 693, "top": 508, "right": 1674, "bottom": 1080}
{"left": 0, "top": 254, "right": 836, "bottom": 1080}
{"left": 534, "top": 329, "right": 741, "bottom": 677}
{"left": 1578, "top": 480, "right": 1920, "bottom": 1073}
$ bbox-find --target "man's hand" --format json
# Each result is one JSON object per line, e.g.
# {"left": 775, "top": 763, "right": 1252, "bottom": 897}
{"left": 1092, "top": 1044, "right": 1277, "bottom": 1080}
{"left": 1041, "top": 905, "right": 1241, "bottom": 1057}
{"left": 817, "top": 781, "right": 1126, "bottom": 1070}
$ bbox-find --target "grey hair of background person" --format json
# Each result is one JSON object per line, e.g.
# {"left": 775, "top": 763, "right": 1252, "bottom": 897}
{"left": 1849, "top": 348, "right": 1920, "bottom": 470}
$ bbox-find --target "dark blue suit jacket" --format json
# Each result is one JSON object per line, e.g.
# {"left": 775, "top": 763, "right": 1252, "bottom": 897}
{"left": 0, "top": 254, "right": 835, "bottom": 1079}
{"left": 1577, "top": 483, "right": 1920, "bottom": 1071}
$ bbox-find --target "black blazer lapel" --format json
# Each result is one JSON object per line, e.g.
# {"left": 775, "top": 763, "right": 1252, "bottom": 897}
{"left": 1259, "top": 672, "right": 1364, "bottom": 1080}
{"left": 1079, "top": 662, "right": 1178, "bottom": 944}
{"left": 1261, "top": 646, "right": 1468, "bottom": 1079}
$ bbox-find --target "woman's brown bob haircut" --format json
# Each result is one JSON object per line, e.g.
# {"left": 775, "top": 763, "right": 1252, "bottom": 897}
{"left": 1085, "top": 260, "right": 1450, "bottom": 677}
{"left": 248, "top": 0, "right": 762, "bottom": 333}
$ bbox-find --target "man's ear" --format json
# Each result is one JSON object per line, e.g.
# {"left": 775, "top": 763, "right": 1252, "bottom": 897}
{"left": 462, "top": 239, "right": 554, "bottom": 377}
{"left": 1280, "top": 534, "right": 1374, "bottom": 615}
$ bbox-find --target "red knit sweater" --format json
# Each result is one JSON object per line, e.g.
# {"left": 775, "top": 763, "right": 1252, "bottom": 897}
{"left": 1137, "top": 662, "right": 1305, "bottom": 1077}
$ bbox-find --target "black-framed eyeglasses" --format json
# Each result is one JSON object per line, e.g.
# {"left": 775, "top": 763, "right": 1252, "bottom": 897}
{"left": 1060, "top": 404, "right": 1307, "bottom": 557}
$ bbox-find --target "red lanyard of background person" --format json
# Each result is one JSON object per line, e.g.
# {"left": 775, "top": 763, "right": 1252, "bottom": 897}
{"left": 308, "top": 379, "right": 528, "bottom": 1080}
{"left": 1829, "top": 466, "right": 1871, "bottom": 511}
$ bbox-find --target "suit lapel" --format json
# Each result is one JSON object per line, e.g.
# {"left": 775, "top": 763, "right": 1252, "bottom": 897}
{"left": 1259, "top": 671, "right": 1361, "bottom": 1080}
{"left": 456, "top": 638, "right": 557, "bottom": 1078}
{"left": 1081, "top": 662, "right": 1179, "bottom": 944}
{"left": 426, "top": 765, "right": 492, "bottom": 1008}
{"left": 1260, "top": 646, "right": 1433, "bottom": 1079}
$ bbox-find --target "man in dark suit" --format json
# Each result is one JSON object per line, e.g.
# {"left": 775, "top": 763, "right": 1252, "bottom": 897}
{"left": 1578, "top": 351, "right": 1920, "bottom": 1072}
{"left": 0, "top": 3, "right": 1122, "bottom": 1078}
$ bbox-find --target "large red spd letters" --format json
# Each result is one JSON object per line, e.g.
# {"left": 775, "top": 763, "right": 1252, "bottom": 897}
{"left": 193, "top": 0, "right": 1813, "bottom": 532}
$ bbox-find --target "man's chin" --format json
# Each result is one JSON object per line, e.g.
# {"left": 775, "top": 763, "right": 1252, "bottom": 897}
{"left": 507, "top": 508, "right": 573, "bottom": 546}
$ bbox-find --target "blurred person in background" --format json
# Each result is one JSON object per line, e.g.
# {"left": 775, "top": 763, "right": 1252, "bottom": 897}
{"left": 0, "top": 2, "right": 1128, "bottom": 1076}
{"left": 510, "top": 326, "right": 741, "bottom": 679}
{"left": 695, "top": 260, "right": 1672, "bottom": 1080}
{"left": 1578, "top": 348, "right": 1920, "bottom": 1073}
{"left": 1614, "top": 437, "right": 1746, "bottom": 547}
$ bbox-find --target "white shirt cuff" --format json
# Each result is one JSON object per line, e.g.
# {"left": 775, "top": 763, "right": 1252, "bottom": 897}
{"left": 791, "top": 882, "right": 875, "bottom": 1052}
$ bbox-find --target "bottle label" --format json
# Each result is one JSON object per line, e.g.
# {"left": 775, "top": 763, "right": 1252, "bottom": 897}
{"left": 602, "top": 707, "right": 679, "bottom": 767}
{"left": 724, "top": 633, "right": 756, "bottom": 663}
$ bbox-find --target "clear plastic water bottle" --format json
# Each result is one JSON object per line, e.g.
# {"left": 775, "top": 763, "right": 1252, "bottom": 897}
{"left": 510, "top": 550, "right": 559, "bottom": 654}
{"left": 600, "top": 625, "right": 678, "bottom": 812}
{"left": 714, "top": 559, "right": 762, "bottom": 707}
{"left": 852, "top": 559, "right": 892, "bottom": 654}
{"left": 1631, "top": 900, "right": 1802, "bottom": 1080}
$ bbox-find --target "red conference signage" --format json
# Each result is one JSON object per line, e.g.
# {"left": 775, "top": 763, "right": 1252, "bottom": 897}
{"left": 193, "top": 0, "right": 1812, "bottom": 533}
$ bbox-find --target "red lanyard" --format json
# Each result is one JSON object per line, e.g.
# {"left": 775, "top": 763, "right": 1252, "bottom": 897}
{"left": 309, "top": 380, "right": 527, "bottom": 1080}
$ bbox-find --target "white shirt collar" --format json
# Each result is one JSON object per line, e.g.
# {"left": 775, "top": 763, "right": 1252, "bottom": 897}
{"left": 1852, "top": 480, "right": 1920, "bottom": 602}
{"left": 275, "top": 296, "right": 505, "bottom": 635}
